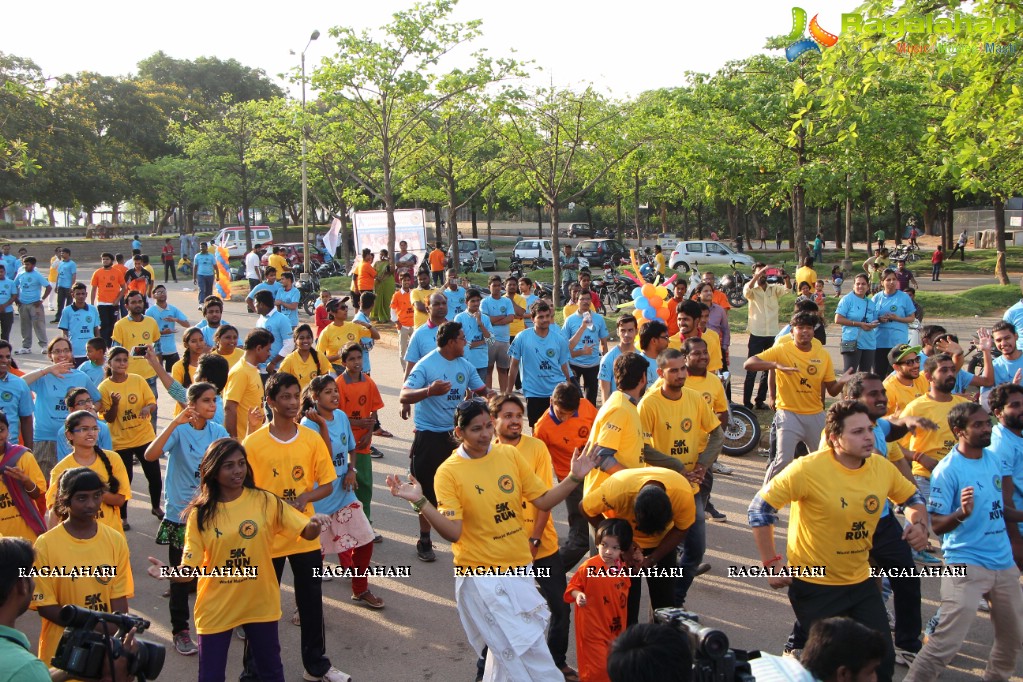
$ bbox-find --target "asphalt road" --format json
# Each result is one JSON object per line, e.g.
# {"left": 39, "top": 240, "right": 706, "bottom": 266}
{"left": 10, "top": 274, "right": 1022, "bottom": 682}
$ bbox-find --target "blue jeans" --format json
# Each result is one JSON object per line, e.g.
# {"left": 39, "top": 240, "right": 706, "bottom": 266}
{"left": 197, "top": 274, "right": 214, "bottom": 303}
{"left": 674, "top": 481, "right": 708, "bottom": 607}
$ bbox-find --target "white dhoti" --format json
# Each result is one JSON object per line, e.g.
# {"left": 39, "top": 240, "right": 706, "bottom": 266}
{"left": 454, "top": 573, "right": 562, "bottom": 682}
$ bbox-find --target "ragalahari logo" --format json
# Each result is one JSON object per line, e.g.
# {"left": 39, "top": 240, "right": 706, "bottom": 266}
{"left": 785, "top": 7, "right": 839, "bottom": 61}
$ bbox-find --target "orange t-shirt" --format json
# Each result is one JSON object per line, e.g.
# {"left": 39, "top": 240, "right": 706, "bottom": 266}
{"left": 429, "top": 249, "right": 446, "bottom": 272}
{"left": 356, "top": 261, "right": 377, "bottom": 292}
{"left": 564, "top": 554, "right": 629, "bottom": 682}
{"left": 111, "top": 262, "right": 128, "bottom": 283}
{"left": 335, "top": 373, "right": 385, "bottom": 454}
{"left": 90, "top": 268, "right": 123, "bottom": 305}
{"left": 533, "top": 398, "right": 599, "bottom": 479}
{"left": 390, "top": 289, "right": 414, "bottom": 327}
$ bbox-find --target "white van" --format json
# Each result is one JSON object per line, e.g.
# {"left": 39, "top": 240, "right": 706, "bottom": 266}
{"left": 513, "top": 239, "right": 555, "bottom": 263}
{"left": 213, "top": 226, "right": 275, "bottom": 257}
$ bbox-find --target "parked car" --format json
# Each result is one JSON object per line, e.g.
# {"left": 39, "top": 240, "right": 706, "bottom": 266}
{"left": 668, "top": 240, "right": 755, "bottom": 272}
{"left": 213, "top": 226, "right": 274, "bottom": 257}
{"left": 564, "top": 223, "right": 594, "bottom": 237}
{"left": 261, "top": 242, "right": 324, "bottom": 270}
{"left": 513, "top": 239, "right": 555, "bottom": 263}
{"left": 448, "top": 238, "right": 497, "bottom": 271}
{"left": 574, "top": 238, "right": 628, "bottom": 266}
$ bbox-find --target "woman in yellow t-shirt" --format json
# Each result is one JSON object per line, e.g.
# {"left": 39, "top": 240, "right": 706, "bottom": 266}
{"left": 386, "top": 399, "right": 599, "bottom": 680}
{"left": 147, "top": 438, "right": 330, "bottom": 681}
{"left": 279, "top": 324, "right": 334, "bottom": 391}
{"left": 47, "top": 411, "right": 131, "bottom": 535}
{"left": 32, "top": 466, "right": 134, "bottom": 666}
{"left": 0, "top": 412, "right": 47, "bottom": 541}
{"left": 212, "top": 325, "right": 245, "bottom": 369}
{"left": 99, "top": 347, "right": 160, "bottom": 529}
{"left": 170, "top": 328, "right": 206, "bottom": 416}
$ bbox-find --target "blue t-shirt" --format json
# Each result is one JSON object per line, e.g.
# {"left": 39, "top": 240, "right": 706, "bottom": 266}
{"left": 193, "top": 252, "right": 216, "bottom": 277}
{"left": 14, "top": 270, "right": 48, "bottom": 304}
{"left": 929, "top": 447, "right": 1014, "bottom": 570}
{"left": 992, "top": 423, "right": 1023, "bottom": 535}
{"left": 443, "top": 287, "right": 467, "bottom": 320}
{"left": 55, "top": 260, "right": 77, "bottom": 288}
{"left": 161, "top": 420, "right": 229, "bottom": 525}
{"left": 56, "top": 418, "right": 112, "bottom": 461}
{"left": 836, "top": 293, "right": 878, "bottom": 349}
{"left": 480, "top": 296, "right": 515, "bottom": 342}
{"left": 983, "top": 353, "right": 1023, "bottom": 400}
{"left": 246, "top": 281, "right": 282, "bottom": 302}
{"left": 1, "top": 254, "right": 19, "bottom": 280}
{"left": 58, "top": 304, "right": 100, "bottom": 357}
{"left": 277, "top": 286, "right": 301, "bottom": 328}
{"left": 598, "top": 345, "right": 628, "bottom": 394}
{"left": 872, "top": 290, "right": 914, "bottom": 348}
{"left": 146, "top": 304, "right": 187, "bottom": 355}
{"left": 76, "top": 360, "right": 105, "bottom": 388}
{"left": 454, "top": 311, "right": 493, "bottom": 370}
{"left": 0, "top": 373, "right": 34, "bottom": 443}
{"left": 403, "top": 349, "right": 485, "bottom": 432}
{"left": 256, "top": 310, "right": 293, "bottom": 372}
{"left": 872, "top": 418, "right": 896, "bottom": 518}
{"left": 131, "top": 239, "right": 142, "bottom": 252}
{"left": 304, "top": 411, "right": 358, "bottom": 515}
{"left": 32, "top": 371, "right": 101, "bottom": 441}
{"left": 1003, "top": 300, "right": 1023, "bottom": 351}
{"left": 196, "top": 319, "right": 229, "bottom": 348}
{"left": 562, "top": 312, "right": 609, "bottom": 369}
{"left": 351, "top": 311, "right": 375, "bottom": 373}
{"left": 0, "top": 278, "right": 16, "bottom": 313}
{"left": 523, "top": 294, "right": 539, "bottom": 329}
{"left": 508, "top": 328, "right": 570, "bottom": 398}
{"left": 405, "top": 322, "right": 440, "bottom": 366}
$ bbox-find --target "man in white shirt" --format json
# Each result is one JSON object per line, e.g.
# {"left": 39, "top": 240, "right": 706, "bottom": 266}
{"left": 245, "top": 243, "right": 263, "bottom": 291}
{"left": 741, "top": 263, "right": 790, "bottom": 409}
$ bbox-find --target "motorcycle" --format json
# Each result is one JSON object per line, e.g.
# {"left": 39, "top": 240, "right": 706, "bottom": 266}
{"left": 719, "top": 260, "right": 750, "bottom": 308}
{"left": 293, "top": 264, "right": 321, "bottom": 317}
{"left": 508, "top": 255, "right": 525, "bottom": 280}
{"left": 315, "top": 258, "right": 346, "bottom": 279}
{"left": 717, "top": 371, "right": 762, "bottom": 456}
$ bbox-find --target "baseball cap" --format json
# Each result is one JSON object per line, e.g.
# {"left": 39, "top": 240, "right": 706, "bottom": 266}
{"left": 888, "top": 344, "right": 922, "bottom": 365}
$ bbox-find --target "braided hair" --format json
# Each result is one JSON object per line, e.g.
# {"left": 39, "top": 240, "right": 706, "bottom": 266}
{"left": 63, "top": 411, "right": 120, "bottom": 495}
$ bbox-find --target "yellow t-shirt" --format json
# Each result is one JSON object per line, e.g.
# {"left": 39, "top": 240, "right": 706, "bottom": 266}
{"left": 98, "top": 375, "right": 157, "bottom": 450}
{"left": 703, "top": 329, "right": 723, "bottom": 373}
{"left": 410, "top": 287, "right": 435, "bottom": 328}
{"left": 655, "top": 252, "right": 666, "bottom": 275}
{"left": 171, "top": 360, "right": 198, "bottom": 416}
{"left": 217, "top": 347, "right": 245, "bottom": 370}
{"left": 758, "top": 341, "right": 834, "bottom": 415}
{"left": 144, "top": 264, "right": 156, "bottom": 285}
{"left": 899, "top": 394, "right": 968, "bottom": 478}
{"left": 47, "top": 451, "right": 131, "bottom": 535}
{"left": 759, "top": 448, "right": 917, "bottom": 585}
{"left": 434, "top": 444, "right": 549, "bottom": 569}
{"left": 583, "top": 391, "right": 646, "bottom": 495}
{"left": 0, "top": 450, "right": 46, "bottom": 540}
{"left": 581, "top": 467, "right": 696, "bottom": 549}
{"left": 243, "top": 425, "right": 335, "bottom": 557}
{"left": 111, "top": 317, "right": 161, "bottom": 379}
{"left": 564, "top": 304, "right": 579, "bottom": 318}
{"left": 268, "top": 254, "right": 290, "bottom": 277}
{"left": 31, "top": 524, "right": 134, "bottom": 664}
{"left": 181, "top": 488, "right": 309, "bottom": 634}
{"left": 223, "top": 361, "right": 264, "bottom": 441}
{"left": 883, "top": 373, "right": 929, "bottom": 418}
{"left": 279, "top": 350, "right": 334, "bottom": 391}
{"left": 509, "top": 294, "right": 527, "bottom": 337}
{"left": 505, "top": 435, "right": 559, "bottom": 560}
{"left": 794, "top": 266, "right": 818, "bottom": 289}
{"left": 638, "top": 388, "right": 720, "bottom": 492}
{"left": 48, "top": 256, "right": 59, "bottom": 283}
{"left": 682, "top": 374, "right": 729, "bottom": 416}
{"left": 316, "top": 322, "right": 371, "bottom": 361}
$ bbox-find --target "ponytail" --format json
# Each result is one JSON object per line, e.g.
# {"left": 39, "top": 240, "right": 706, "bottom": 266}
{"left": 93, "top": 446, "right": 120, "bottom": 495}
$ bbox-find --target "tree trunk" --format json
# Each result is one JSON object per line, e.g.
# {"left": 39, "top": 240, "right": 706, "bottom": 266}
{"left": 46, "top": 206, "right": 56, "bottom": 226}
{"left": 585, "top": 206, "right": 593, "bottom": 231}
{"left": 696, "top": 202, "right": 704, "bottom": 239}
{"left": 216, "top": 206, "right": 227, "bottom": 230}
{"left": 864, "top": 193, "right": 872, "bottom": 253}
{"left": 844, "top": 194, "right": 853, "bottom": 264}
{"left": 993, "top": 196, "right": 1009, "bottom": 284}
{"left": 793, "top": 183, "right": 807, "bottom": 262}
{"left": 750, "top": 211, "right": 761, "bottom": 249}
{"left": 111, "top": 202, "right": 120, "bottom": 226}
{"left": 615, "top": 195, "right": 623, "bottom": 240}
{"left": 726, "top": 200, "right": 738, "bottom": 237}
{"left": 834, "top": 204, "right": 841, "bottom": 248}
{"left": 944, "top": 187, "right": 955, "bottom": 252}
{"left": 893, "top": 194, "right": 902, "bottom": 246}
{"left": 633, "top": 169, "right": 642, "bottom": 247}
{"left": 470, "top": 200, "right": 478, "bottom": 239}
{"left": 536, "top": 204, "right": 543, "bottom": 239}
{"left": 550, "top": 201, "right": 562, "bottom": 307}
{"left": 486, "top": 189, "right": 495, "bottom": 246}
{"left": 447, "top": 176, "right": 460, "bottom": 274}
{"left": 433, "top": 202, "right": 443, "bottom": 246}
{"left": 660, "top": 201, "right": 668, "bottom": 233}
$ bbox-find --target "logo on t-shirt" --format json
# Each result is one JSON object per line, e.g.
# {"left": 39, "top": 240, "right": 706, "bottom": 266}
{"left": 291, "top": 465, "right": 305, "bottom": 481}
{"left": 0, "top": 391, "right": 11, "bottom": 402}
{"left": 545, "top": 349, "right": 556, "bottom": 358}
{"left": 681, "top": 418, "right": 693, "bottom": 433}
{"left": 863, "top": 495, "right": 880, "bottom": 514}
{"left": 127, "top": 394, "right": 138, "bottom": 405}
{"left": 806, "top": 365, "right": 818, "bottom": 375}
{"left": 94, "top": 565, "right": 115, "bottom": 586}
{"left": 456, "top": 373, "right": 465, "bottom": 384}
{"left": 358, "top": 395, "right": 367, "bottom": 406}
{"left": 141, "top": 331, "right": 151, "bottom": 340}
{"left": 239, "top": 520, "right": 258, "bottom": 539}
{"left": 577, "top": 426, "right": 590, "bottom": 439}
{"left": 994, "top": 475, "right": 1002, "bottom": 491}
{"left": 498, "top": 475, "right": 515, "bottom": 494}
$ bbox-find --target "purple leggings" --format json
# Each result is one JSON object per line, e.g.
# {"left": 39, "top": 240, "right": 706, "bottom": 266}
{"left": 198, "top": 621, "right": 284, "bottom": 682}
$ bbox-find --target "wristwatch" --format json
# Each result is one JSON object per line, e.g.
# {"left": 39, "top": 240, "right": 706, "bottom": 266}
{"left": 529, "top": 538, "right": 541, "bottom": 548}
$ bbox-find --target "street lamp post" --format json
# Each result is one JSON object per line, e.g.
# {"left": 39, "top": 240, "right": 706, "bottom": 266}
{"left": 298, "top": 29, "right": 319, "bottom": 282}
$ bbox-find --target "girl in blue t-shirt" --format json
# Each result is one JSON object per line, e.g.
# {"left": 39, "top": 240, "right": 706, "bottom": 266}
{"left": 301, "top": 376, "right": 383, "bottom": 609}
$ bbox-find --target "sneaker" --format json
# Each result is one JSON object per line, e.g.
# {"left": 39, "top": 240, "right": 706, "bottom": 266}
{"left": 369, "top": 446, "right": 384, "bottom": 459}
{"left": 234, "top": 626, "right": 246, "bottom": 641}
{"left": 173, "top": 630, "right": 198, "bottom": 656}
{"left": 416, "top": 539, "right": 436, "bottom": 562}
{"left": 303, "top": 667, "right": 353, "bottom": 682}
{"left": 707, "top": 508, "right": 727, "bottom": 523}
{"left": 887, "top": 608, "right": 895, "bottom": 629}
{"left": 694, "top": 563, "right": 712, "bottom": 577}
{"left": 14, "top": 348, "right": 30, "bottom": 355}
{"left": 978, "top": 598, "right": 991, "bottom": 612}
{"left": 121, "top": 522, "right": 131, "bottom": 531}
{"left": 711, "top": 461, "right": 734, "bottom": 475}
{"left": 894, "top": 648, "right": 918, "bottom": 666}
{"left": 782, "top": 646, "right": 802, "bottom": 661}
{"left": 913, "top": 550, "right": 941, "bottom": 565}
{"left": 320, "top": 563, "right": 333, "bottom": 582}
{"left": 373, "top": 534, "right": 383, "bottom": 544}
{"left": 351, "top": 590, "right": 385, "bottom": 609}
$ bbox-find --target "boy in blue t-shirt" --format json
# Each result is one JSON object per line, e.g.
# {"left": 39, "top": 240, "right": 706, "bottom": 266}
{"left": 77, "top": 337, "right": 107, "bottom": 387}
{"left": 13, "top": 256, "right": 52, "bottom": 353}
{"left": 57, "top": 283, "right": 100, "bottom": 365}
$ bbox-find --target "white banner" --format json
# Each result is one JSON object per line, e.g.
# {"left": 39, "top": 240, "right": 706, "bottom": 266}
{"left": 352, "top": 209, "right": 428, "bottom": 263}
{"left": 323, "top": 217, "right": 342, "bottom": 260}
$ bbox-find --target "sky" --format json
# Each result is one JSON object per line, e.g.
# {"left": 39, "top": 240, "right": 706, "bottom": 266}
{"left": 5, "top": 0, "right": 859, "bottom": 99}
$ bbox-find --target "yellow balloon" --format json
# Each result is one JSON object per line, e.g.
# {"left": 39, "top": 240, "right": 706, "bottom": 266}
{"left": 656, "top": 286, "right": 668, "bottom": 298}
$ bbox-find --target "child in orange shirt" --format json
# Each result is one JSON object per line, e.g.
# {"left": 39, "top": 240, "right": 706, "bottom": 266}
{"left": 335, "top": 343, "right": 384, "bottom": 534}
{"left": 565, "top": 519, "right": 632, "bottom": 682}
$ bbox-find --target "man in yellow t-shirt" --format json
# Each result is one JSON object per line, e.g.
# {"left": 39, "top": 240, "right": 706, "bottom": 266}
{"left": 898, "top": 353, "right": 968, "bottom": 502}
{"left": 682, "top": 337, "right": 731, "bottom": 520}
{"left": 242, "top": 371, "right": 340, "bottom": 680}
{"left": 112, "top": 291, "right": 161, "bottom": 381}
{"left": 749, "top": 400, "right": 928, "bottom": 680}
{"left": 410, "top": 269, "right": 435, "bottom": 328}
{"left": 223, "top": 328, "right": 271, "bottom": 440}
{"left": 267, "top": 246, "right": 290, "bottom": 278}
{"left": 583, "top": 353, "right": 649, "bottom": 495}
{"left": 883, "top": 344, "right": 928, "bottom": 417}
{"left": 505, "top": 277, "right": 528, "bottom": 340}
{"left": 745, "top": 310, "right": 852, "bottom": 483}
{"left": 582, "top": 466, "right": 695, "bottom": 625}
{"left": 316, "top": 298, "right": 378, "bottom": 369}
{"left": 653, "top": 244, "right": 666, "bottom": 275}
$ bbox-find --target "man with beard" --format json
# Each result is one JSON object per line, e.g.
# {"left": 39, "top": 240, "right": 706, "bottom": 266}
{"left": 681, "top": 337, "right": 729, "bottom": 520}
{"left": 980, "top": 321, "right": 1023, "bottom": 407}
{"left": 599, "top": 315, "right": 638, "bottom": 402}
{"left": 904, "top": 403, "right": 1023, "bottom": 682}
{"left": 883, "top": 344, "right": 928, "bottom": 417}
{"left": 990, "top": 383, "right": 1023, "bottom": 570}
{"left": 507, "top": 301, "right": 572, "bottom": 426}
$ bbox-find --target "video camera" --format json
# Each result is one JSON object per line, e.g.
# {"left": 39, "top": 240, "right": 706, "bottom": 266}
{"left": 51, "top": 605, "right": 165, "bottom": 681}
{"left": 653, "top": 608, "right": 755, "bottom": 682}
